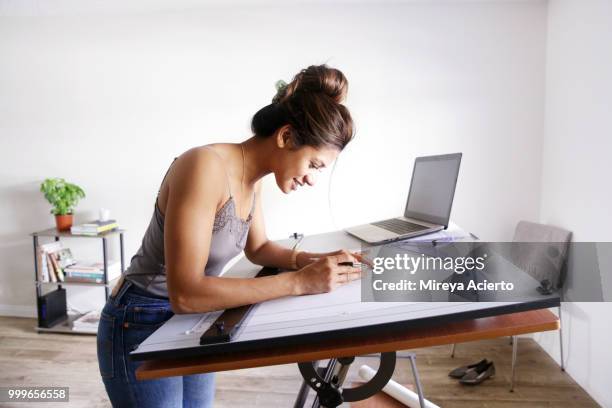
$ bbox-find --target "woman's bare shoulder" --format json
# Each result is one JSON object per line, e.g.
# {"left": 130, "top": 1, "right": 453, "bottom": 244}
{"left": 174, "top": 146, "right": 226, "bottom": 178}
{"left": 160, "top": 147, "right": 227, "bottom": 209}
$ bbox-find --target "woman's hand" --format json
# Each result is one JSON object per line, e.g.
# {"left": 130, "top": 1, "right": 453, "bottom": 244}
{"left": 296, "top": 249, "right": 370, "bottom": 269}
{"left": 292, "top": 252, "right": 362, "bottom": 295}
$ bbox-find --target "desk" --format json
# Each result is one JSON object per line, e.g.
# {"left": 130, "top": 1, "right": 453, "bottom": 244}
{"left": 136, "top": 309, "right": 558, "bottom": 379}
{"left": 133, "top": 230, "right": 561, "bottom": 407}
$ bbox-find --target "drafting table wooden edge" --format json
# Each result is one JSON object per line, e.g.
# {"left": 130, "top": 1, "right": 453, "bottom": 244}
{"left": 136, "top": 308, "right": 559, "bottom": 380}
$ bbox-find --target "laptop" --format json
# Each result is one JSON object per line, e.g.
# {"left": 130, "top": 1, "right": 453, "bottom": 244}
{"left": 346, "top": 153, "right": 462, "bottom": 244}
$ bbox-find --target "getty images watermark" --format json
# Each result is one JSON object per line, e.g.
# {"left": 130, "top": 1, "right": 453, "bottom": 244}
{"left": 360, "top": 241, "right": 611, "bottom": 302}
{"left": 370, "top": 251, "right": 514, "bottom": 292}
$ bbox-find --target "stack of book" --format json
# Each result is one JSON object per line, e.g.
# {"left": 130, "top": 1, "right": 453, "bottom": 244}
{"left": 64, "top": 261, "right": 122, "bottom": 283}
{"left": 72, "top": 310, "right": 100, "bottom": 333}
{"left": 70, "top": 219, "right": 119, "bottom": 236}
{"left": 36, "top": 241, "right": 121, "bottom": 283}
{"left": 37, "top": 243, "right": 75, "bottom": 282}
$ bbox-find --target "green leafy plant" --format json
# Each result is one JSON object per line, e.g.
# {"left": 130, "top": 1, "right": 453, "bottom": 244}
{"left": 40, "top": 178, "right": 86, "bottom": 216}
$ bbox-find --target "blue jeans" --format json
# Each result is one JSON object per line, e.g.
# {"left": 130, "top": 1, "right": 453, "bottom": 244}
{"left": 97, "top": 280, "right": 215, "bottom": 407}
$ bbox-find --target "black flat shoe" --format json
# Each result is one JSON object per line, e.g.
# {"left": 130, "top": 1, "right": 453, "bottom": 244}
{"left": 448, "top": 359, "right": 489, "bottom": 379}
{"left": 459, "top": 361, "right": 496, "bottom": 385}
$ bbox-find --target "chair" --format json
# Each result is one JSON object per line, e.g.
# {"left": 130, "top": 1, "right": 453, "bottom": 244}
{"left": 450, "top": 220, "right": 571, "bottom": 391}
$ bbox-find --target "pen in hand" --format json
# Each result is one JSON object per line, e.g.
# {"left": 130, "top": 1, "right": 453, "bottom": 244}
{"left": 307, "top": 256, "right": 369, "bottom": 268}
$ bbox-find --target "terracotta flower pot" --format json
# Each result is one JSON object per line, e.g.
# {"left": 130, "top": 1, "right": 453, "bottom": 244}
{"left": 55, "top": 214, "right": 73, "bottom": 231}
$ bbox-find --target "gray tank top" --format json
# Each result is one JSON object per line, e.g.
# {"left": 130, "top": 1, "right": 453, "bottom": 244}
{"left": 124, "top": 147, "right": 255, "bottom": 298}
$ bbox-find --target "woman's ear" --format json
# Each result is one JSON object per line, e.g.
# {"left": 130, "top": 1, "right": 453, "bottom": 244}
{"left": 276, "top": 125, "right": 294, "bottom": 149}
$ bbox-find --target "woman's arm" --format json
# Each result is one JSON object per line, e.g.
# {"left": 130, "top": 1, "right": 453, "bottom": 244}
{"left": 243, "top": 182, "right": 296, "bottom": 269}
{"left": 242, "top": 183, "right": 325, "bottom": 269}
{"left": 164, "top": 149, "right": 297, "bottom": 313}
{"left": 244, "top": 183, "right": 362, "bottom": 269}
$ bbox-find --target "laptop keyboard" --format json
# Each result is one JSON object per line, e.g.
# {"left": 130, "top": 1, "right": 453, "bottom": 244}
{"left": 372, "top": 219, "right": 428, "bottom": 235}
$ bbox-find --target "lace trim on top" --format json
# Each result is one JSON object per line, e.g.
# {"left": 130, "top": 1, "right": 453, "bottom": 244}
{"left": 212, "top": 197, "right": 253, "bottom": 249}
{"left": 213, "top": 197, "right": 252, "bottom": 230}
{"left": 156, "top": 195, "right": 252, "bottom": 231}
{"left": 156, "top": 195, "right": 253, "bottom": 249}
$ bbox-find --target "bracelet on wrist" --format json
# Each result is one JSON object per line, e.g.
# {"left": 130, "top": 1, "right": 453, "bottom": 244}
{"left": 290, "top": 250, "right": 302, "bottom": 270}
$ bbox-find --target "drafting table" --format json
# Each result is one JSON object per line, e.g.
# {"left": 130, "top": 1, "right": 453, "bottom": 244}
{"left": 132, "top": 230, "right": 560, "bottom": 407}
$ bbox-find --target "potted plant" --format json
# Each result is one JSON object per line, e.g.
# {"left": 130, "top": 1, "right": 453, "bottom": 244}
{"left": 40, "top": 178, "right": 86, "bottom": 231}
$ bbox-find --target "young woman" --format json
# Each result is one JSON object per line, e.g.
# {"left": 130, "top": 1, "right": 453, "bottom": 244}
{"left": 97, "top": 64, "right": 361, "bottom": 407}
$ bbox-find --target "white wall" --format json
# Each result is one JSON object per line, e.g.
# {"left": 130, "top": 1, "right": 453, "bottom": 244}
{"left": 0, "top": 0, "right": 548, "bottom": 315}
{"left": 534, "top": 1, "right": 612, "bottom": 406}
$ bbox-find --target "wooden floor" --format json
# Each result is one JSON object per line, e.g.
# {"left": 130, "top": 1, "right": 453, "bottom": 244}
{"left": 0, "top": 317, "right": 599, "bottom": 407}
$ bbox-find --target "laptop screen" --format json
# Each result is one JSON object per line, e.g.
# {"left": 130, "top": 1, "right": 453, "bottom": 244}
{"left": 403, "top": 153, "right": 462, "bottom": 227}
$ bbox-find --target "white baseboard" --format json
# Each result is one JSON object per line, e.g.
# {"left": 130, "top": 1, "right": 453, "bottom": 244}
{"left": 0, "top": 304, "right": 36, "bottom": 318}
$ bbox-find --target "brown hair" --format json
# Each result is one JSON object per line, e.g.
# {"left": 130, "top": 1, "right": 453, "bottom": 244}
{"left": 251, "top": 65, "right": 354, "bottom": 150}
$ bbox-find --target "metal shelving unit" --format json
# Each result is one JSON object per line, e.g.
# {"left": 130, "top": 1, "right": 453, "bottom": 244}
{"left": 31, "top": 227, "right": 126, "bottom": 335}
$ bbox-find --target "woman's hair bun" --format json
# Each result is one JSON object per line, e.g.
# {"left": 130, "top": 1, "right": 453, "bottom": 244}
{"left": 252, "top": 64, "right": 354, "bottom": 150}
{"left": 273, "top": 65, "right": 348, "bottom": 104}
